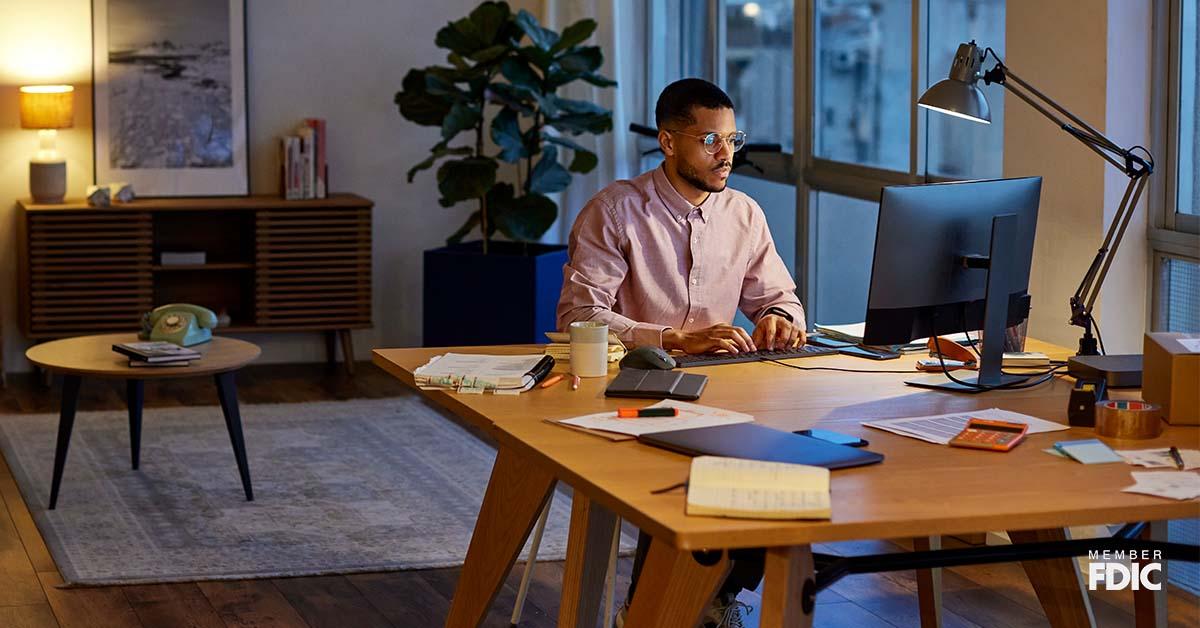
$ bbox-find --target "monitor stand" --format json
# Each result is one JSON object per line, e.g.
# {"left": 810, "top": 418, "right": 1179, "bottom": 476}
{"left": 906, "top": 214, "right": 1032, "bottom": 394}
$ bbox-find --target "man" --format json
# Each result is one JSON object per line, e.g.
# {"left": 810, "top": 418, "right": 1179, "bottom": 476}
{"left": 557, "top": 78, "right": 807, "bottom": 627}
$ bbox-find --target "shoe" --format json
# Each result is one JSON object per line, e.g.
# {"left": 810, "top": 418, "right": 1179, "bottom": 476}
{"left": 701, "top": 593, "right": 753, "bottom": 628}
{"left": 613, "top": 602, "right": 628, "bottom": 628}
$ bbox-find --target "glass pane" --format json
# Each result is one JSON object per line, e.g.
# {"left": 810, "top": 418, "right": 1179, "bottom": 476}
{"left": 731, "top": 174, "right": 797, "bottom": 329}
{"left": 813, "top": 0, "right": 912, "bottom": 171}
{"left": 725, "top": 0, "right": 795, "bottom": 153}
{"left": 925, "top": 0, "right": 1005, "bottom": 179}
{"left": 1156, "top": 256, "right": 1200, "bottom": 332}
{"left": 1179, "top": 0, "right": 1198, "bottom": 215}
{"left": 812, "top": 191, "right": 878, "bottom": 325}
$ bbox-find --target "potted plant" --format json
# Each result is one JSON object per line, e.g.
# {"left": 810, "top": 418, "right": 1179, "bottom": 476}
{"left": 395, "top": 2, "right": 616, "bottom": 346}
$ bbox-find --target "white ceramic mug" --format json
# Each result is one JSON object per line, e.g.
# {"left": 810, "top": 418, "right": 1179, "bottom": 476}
{"left": 569, "top": 321, "right": 609, "bottom": 377}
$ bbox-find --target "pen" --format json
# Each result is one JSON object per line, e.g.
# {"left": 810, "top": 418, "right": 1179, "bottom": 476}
{"left": 571, "top": 374, "right": 581, "bottom": 391}
{"left": 1169, "top": 446, "right": 1186, "bottom": 470}
{"left": 539, "top": 374, "right": 565, "bottom": 389}
{"left": 617, "top": 407, "right": 679, "bottom": 418}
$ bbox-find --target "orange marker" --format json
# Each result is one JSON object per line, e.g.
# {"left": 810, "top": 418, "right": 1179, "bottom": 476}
{"left": 539, "top": 373, "right": 565, "bottom": 389}
{"left": 571, "top": 374, "right": 581, "bottom": 391}
{"left": 617, "top": 407, "right": 679, "bottom": 418}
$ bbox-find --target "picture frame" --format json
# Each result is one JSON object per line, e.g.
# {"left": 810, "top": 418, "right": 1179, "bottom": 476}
{"left": 92, "top": 0, "right": 248, "bottom": 196}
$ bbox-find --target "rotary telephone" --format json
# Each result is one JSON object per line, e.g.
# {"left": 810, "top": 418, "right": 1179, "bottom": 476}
{"left": 139, "top": 303, "right": 218, "bottom": 346}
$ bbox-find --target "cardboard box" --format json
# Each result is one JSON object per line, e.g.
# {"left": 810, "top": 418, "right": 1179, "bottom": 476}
{"left": 1143, "top": 332, "right": 1200, "bottom": 425}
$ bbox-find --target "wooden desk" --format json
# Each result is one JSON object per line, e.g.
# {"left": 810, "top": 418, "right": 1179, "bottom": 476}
{"left": 373, "top": 341, "right": 1199, "bottom": 627}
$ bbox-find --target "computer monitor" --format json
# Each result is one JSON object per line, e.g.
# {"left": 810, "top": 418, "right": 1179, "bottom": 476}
{"left": 862, "top": 177, "right": 1042, "bottom": 392}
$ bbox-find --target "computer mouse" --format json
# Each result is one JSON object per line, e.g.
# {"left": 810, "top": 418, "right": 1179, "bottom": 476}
{"left": 620, "top": 346, "right": 677, "bottom": 370}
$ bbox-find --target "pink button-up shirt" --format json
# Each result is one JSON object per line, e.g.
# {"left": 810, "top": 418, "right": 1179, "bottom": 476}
{"left": 557, "top": 165, "right": 805, "bottom": 347}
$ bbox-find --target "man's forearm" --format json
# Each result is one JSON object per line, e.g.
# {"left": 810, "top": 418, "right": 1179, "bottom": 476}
{"left": 558, "top": 307, "right": 670, "bottom": 348}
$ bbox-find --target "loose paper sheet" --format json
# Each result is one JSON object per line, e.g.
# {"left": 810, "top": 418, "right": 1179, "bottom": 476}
{"left": 557, "top": 400, "right": 753, "bottom": 437}
{"left": 862, "top": 408, "right": 1068, "bottom": 445}
{"left": 1122, "top": 471, "right": 1200, "bottom": 501}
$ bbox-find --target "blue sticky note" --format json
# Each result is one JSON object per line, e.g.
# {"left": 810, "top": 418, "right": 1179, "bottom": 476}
{"left": 1053, "top": 439, "right": 1124, "bottom": 464}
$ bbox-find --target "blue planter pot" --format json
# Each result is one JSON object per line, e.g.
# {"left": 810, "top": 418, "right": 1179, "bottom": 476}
{"left": 423, "top": 240, "right": 568, "bottom": 346}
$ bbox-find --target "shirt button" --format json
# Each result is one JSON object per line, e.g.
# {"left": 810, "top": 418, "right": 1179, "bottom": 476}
{"left": 689, "top": 318, "right": 695, "bottom": 323}
{"left": 691, "top": 278, "right": 698, "bottom": 285}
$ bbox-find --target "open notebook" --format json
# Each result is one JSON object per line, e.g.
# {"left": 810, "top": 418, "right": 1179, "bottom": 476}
{"left": 686, "top": 456, "right": 831, "bottom": 520}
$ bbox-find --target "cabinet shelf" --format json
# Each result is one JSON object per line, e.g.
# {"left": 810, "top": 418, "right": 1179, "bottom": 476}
{"left": 153, "top": 263, "right": 254, "bottom": 272}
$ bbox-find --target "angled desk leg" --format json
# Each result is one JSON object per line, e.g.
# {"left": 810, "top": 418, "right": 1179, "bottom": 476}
{"left": 914, "top": 535, "right": 943, "bottom": 628}
{"left": 558, "top": 491, "right": 619, "bottom": 628}
{"left": 445, "top": 446, "right": 556, "bottom": 628}
{"left": 761, "top": 545, "right": 816, "bottom": 628}
{"left": 1134, "top": 521, "right": 1167, "bottom": 628}
{"left": 623, "top": 537, "right": 731, "bottom": 628}
{"left": 1009, "top": 528, "right": 1096, "bottom": 628}
{"left": 48, "top": 374, "right": 82, "bottom": 510}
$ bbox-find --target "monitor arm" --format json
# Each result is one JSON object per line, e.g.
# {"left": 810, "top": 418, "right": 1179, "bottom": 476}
{"left": 979, "top": 51, "right": 1154, "bottom": 356}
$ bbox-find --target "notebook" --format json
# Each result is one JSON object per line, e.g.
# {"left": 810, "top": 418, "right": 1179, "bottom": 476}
{"left": 1053, "top": 438, "right": 1124, "bottom": 464}
{"left": 686, "top": 456, "right": 831, "bottom": 520}
{"left": 639, "top": 423, "right": 884, "bottom": 469}
{"left": 605, "top": 368, "right": 707, "bottom": 401}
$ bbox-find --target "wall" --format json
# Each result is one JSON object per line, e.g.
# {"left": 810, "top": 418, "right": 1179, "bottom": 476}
{"left": 0, "top": 0, "right": 539, "bottom": 373}
{"left": 1004, "top": 0, "right": 1152, "bottom": 353}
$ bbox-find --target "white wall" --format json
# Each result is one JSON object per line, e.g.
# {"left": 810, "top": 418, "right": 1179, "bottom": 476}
{"left": 0, "top": 0, "right": 538, "bottom": 373}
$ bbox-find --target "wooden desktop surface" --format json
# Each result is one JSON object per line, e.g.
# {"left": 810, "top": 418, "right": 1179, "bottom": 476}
{"left": 373, "top": 339, "right": 1200, "bottom": 550}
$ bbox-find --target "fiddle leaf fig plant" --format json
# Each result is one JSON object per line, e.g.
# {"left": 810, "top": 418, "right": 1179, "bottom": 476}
{"left": 395, "top": 1, "right": 616, "bottom": 252}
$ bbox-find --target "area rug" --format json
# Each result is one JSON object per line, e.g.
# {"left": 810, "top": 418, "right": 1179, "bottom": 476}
{"left": 0, "top": 395, "right": 632, "bottom": 585}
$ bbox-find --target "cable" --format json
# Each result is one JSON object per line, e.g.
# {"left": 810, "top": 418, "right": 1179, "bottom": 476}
{"left": 1090, "top": 314, "right": 1107, "bottom": 356}
{"left": 764, "top": 359, "right": 914, "bottom": 375}
{"left": 931, "top": 330, "right": 1066, "bottom": 391}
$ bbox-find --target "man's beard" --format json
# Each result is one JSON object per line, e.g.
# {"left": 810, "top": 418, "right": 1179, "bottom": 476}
{"left": 678, "top": 159, "right": 729, "bottom": 194}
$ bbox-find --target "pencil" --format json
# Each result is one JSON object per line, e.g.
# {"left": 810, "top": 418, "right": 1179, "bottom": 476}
{"left": 539, "top": 374, "right": 565, "bottom": 389}
{"left": 570, "top": 374, "right": 581, "bottom": 391}
{"left": 1169, "top": 446, "right": 1186, "bottom": 470}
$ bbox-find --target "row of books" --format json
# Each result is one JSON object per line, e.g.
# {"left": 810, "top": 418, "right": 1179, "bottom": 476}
{"left": 112, "top": 341, "right": 202, "bottom": 367}
{"left": 280, "top": 118, "right": 328, "bottom": 200}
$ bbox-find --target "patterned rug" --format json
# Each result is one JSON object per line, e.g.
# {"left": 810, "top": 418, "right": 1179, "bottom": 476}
{"left": 0, "top": 396, "right": 628, "bottom": 585}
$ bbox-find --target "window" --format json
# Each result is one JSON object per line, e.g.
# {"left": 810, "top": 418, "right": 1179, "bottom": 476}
{"left": 1178, "top": 0, "right": 1197, "bottom": 217}
{"left": 726, "top": 1, "right": 795, "bottom": 153}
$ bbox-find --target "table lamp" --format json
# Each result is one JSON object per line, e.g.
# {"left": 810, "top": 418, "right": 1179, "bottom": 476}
{"left": 19, "top": 85, "right": 75, "bottom": 204}
{"left": 918, "top": 42, "right": 1153, "bottom": 386}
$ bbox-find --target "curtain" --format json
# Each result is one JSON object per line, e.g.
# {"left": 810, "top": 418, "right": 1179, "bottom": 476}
{"left": 543, "top": 0, "right": 647, "bottom": 243}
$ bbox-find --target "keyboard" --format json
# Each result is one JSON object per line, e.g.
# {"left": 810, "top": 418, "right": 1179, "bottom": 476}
{"left": 673, "top": 344, "right": 838, "bottom": 368}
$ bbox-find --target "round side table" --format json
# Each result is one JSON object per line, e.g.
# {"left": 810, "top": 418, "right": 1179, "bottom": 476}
{"left": 26, "top": 333, "right": 261, "bottom": 509}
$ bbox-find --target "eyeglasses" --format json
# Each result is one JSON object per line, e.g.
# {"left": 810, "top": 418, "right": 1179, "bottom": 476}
{"left": 667, "top": 129, "right": 747, "bottom": 154}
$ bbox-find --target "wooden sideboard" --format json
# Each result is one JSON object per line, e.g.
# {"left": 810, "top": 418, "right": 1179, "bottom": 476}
{"left": 16, "top": 194, "right": 373, "bottom": 374}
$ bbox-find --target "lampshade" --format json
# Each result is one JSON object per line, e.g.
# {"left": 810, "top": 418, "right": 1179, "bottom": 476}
{"left": 918, "top": 78, "right": 991, "bottom": 124}
{"left": 19, "top": 85, "right": 74, "bottom": 130}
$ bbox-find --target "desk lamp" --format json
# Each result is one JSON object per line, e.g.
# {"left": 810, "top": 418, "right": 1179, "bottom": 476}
{"left": 918, "top": 42, "right": 1153, "bottom": 385}
{"left": 19, "top": 85, "right": 75, "bottom": 204}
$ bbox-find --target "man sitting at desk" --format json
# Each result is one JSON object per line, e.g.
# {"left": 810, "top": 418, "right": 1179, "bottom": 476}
{"left": 558, "top": 78, "right": 803, "bottom": 627}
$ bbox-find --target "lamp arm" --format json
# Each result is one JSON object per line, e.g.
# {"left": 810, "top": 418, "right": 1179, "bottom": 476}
{"left": 1070, "top": 174, "right": 1149, "bottom": 328}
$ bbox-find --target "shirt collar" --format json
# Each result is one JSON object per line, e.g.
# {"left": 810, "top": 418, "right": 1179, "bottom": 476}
{"left": 652, "top": 164, "right": 715, "bottom": 223}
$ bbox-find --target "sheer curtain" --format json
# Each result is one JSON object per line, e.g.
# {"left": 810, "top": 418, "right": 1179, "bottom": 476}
{"left": 543, "top": 0, "right": 647, "bottom": 242}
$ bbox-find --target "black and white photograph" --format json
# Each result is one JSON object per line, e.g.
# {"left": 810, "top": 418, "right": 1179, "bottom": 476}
{"left": 92, "top": 0, "right": 247, "bottom": 195}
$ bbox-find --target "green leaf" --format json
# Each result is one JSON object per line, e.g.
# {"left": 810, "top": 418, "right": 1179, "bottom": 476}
{"left": 551, "top": 18, "right": 597, "bottom": 53}
{"left": 441, "top": 102, "right": 480, "bottom": 141}
{"left": 485, "top": 82, "right": 536, "bottom": 114}
{"left": 500, "top": 57, "right": 542, "bottom": 93}
{"left": 395, "top": 69, "right": 454, "bottom": 126}
{"left": 493, "top": 192, "right": 558, "bottom": 241}
{"left": 407, "top": 141, "right": 474, "bottom": 183}
{"left": 490, "top": 108, "right": 527, "bottom": 162}
{"left": 437, "top": 157, "right": 498, "bottom": 205}
{"left": 435, "top": 18, "right": 484, "bottom": 55}
{"left": 529, "top": 146, "right": 572, "bottom": 194}
{"left": 517, "top": 45, "right": 555, "bottom": 70}
{"left": 556, "top": 46, "right": 603, "bottom": 74}
{"left": 581, "top": 72, "right": 617, "bottom": 88}
{"left": 447, "top": 210, "right": 482, "bottom": 245}
{"left": 550, "top": 95, "right": 608, "bottom": 116}
{"left": 547, "top": 111, "right": 613, "bottom": 135}
{"left": 515, "top": 9, "right": 559, "bottom": 51}
{"left": 568, "top": 148, "right": 598, "bottom": 174}
{"left": 468, "top": 1, "right": 511, "bottom": 45}
{"left": 466, "top": 44, "right": 509, "bottom": 65}
{"left": 447, "top": 52, "right": 470, "bottom": 70}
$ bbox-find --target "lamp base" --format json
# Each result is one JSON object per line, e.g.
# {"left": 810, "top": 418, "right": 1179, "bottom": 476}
{"left": 30, "top": 160, "right": 66, "bottom": 204}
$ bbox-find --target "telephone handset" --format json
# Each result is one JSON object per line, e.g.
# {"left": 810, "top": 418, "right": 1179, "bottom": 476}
{"left": 139, "top": 303, "right": 218, "bottom": 346}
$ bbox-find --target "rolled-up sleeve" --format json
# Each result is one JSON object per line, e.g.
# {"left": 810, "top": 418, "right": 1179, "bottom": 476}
{"left": 557, "top": 197, "right": 670, "bottom": 347}
{"left": 738, "top": 204, "right": 806, "bottom": 329}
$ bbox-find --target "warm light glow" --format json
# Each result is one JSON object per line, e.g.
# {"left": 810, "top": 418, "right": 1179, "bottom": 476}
{"left": 20, "top": 85, "right": 73, "bottom": 94}
{"left": 19, "top": 84, "right": 75, "bottom": 130}
{"left": 742, "top": 2, "right": 761, "bottom": 18}
{"left": 918, "top": 101, "right": 991, "bottom": 125}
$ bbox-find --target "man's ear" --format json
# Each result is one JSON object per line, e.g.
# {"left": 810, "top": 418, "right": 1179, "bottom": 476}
{"left": 658, "top": 129, "right": 675, "bottom": 157}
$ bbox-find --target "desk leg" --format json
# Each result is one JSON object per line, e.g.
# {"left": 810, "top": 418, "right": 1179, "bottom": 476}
{"left": 623, "top": 537, "right": 731, "bottom": 628}
{"left": 1134, "top": 521, "right": 1167, "bottom": 628}
{"left": 761, "top": 545, "right": 816, "bottom": 628}
{"left": 126, "top": 379, "right": 144, "bottom": 470}
{"left": 48, "top": 375, "right": 81, "bottom": 510}
{"left": 1009, "top": 528, "right": 1096, "bottom": 628}
{"left": 214, "top": 372, "right": 254, "bottom": 502}
{"left": 558, "top": 492, "right": 618, "bottom": 628}
{"left": 914, "top": 535, "right": 943, "bottom": 628}
{"left": 445, "top": 447, "right": 555, "bottom": 628}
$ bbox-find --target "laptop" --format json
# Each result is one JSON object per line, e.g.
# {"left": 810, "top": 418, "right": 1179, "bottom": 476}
{"left": 638, "top": 423, "right": 884, "bottom": 469}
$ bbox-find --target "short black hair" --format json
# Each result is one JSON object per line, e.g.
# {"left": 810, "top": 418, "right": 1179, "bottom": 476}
{"left": 654, "top": 78, "right": 734, "bottom": 130}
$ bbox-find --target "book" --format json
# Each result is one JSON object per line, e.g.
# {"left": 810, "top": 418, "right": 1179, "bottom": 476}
{"left": 1053, "top": 438, "right": 1124, "bottom": 464}
{"left": 303, "top": 118, "right": 327, "bottom": 198}
{"left": 113, "top": 341, "right": 201, "bottom": 363}
{"left": 297, "top": 126, "right": 315, "bottom": 199}
{"left": 412, "top": 353, "right": 554, "bottom": 393}
{"left": 543, "top": 331, "right": 626, "bottom": 363}
{"left": 282, "top": 136, "right": 302, "bottom": 200}
{"left": 685, "top": 456, "right": 831, "bottom": 520}
{"left": 128, "top": 359, "right": 193, "bottom": 367}
{"left": 1002, "top": 351, "right": 1050, "bottom": 367}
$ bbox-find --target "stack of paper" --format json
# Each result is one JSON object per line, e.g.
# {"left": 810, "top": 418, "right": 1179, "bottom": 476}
{"left": 862, "top": 408, "right": 1068, "bottom": 445}
{"left": 1053, "top": 439, "right": 1123, "bottom": 464}
{"left": 814, "top": 322, "right": 974, "bottom": 352}
{"left": 557, "top": 400, "right": 753, "bottom": 437}
{"left": 413, "top": 353, "right": 549, "bottom": 394}
{"left": 1116, "top": 448, "right": 1200, "bottom": 470}
{"left": 1122, "top": 471, "right": 1200, "bottom": 500}
{"left": 543, "top": 332, "right": 627, "bottom": 363}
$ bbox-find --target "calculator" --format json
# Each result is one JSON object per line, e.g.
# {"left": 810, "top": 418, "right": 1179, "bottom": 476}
{"left": 949, "top": 418, "right": 1029, "bottom": 451}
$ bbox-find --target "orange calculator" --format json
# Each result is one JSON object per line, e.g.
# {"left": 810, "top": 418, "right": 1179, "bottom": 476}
{"left": 948, "top": 418, "right": 1029, "bottom": 451}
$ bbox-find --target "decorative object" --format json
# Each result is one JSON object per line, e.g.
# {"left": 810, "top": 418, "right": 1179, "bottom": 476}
{"left": 92, "top": 0, "right": 248, "bottom": 195}
{"left": 0, "top": 397, "right": 633, "bottom": 585}
{"left": 85, "top": 184, "right": 112, "bottom": 207}
{"left": 396, "top": 2, "right": 614, "bottom": 345}
{"left": 19, "top": 85, "right": 74, "bottom": 204}
{"left": 110, "top": 181, "right": 136, "bottom": 202}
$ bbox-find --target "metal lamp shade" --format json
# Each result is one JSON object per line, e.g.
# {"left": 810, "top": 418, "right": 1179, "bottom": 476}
{"left": 918, "top": 78, "right": 991, "bottom": 124}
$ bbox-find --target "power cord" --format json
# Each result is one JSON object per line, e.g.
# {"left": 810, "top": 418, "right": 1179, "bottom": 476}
{"left": 931, "top": 335, "right": 1068, "bottom": 390}
{"left": 764, "top": 359, "right": 914, "bottom": 375}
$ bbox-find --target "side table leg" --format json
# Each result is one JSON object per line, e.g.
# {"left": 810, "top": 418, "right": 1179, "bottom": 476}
{"left": 214, "top": 372, "right": 254, "bottom": 501}
{"left": 49, "top": 375, "right": 82, "bottom": 510}
{"left": 339, "top": 329, "right": 356, "bottom": 376}
{"left": 127, "top": 379, "right": 144, "bottom": 470}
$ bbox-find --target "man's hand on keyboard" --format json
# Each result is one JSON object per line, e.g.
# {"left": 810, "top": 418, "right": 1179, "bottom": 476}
{"left": 663, "top": 324, "right": 756, "bottom": 355}
{"left": 752, "top": 314, "right": 806, "bottom": 350}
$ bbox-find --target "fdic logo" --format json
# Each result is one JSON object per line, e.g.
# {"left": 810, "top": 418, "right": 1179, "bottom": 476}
{"left": 1087, "top": 550, "right": 1163, "bottom": 591}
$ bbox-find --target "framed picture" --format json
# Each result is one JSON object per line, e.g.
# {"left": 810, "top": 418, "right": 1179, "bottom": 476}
{"left": 92, "top": 0, "right": 248, "bottom": 196}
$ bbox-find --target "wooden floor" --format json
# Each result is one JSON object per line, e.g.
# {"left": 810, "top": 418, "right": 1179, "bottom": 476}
{"left": 0, "top": 362, "right": 1195, "bottom": 628}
